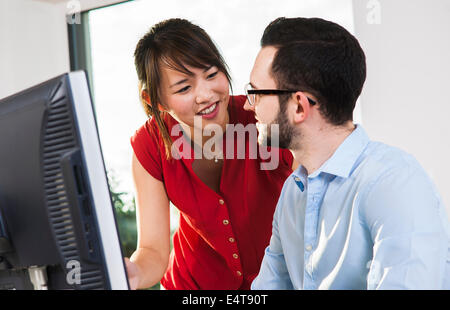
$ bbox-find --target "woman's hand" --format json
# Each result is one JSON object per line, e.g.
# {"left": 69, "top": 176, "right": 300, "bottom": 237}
{"left": 124, "top": 257, "right": 140, "bottom": 290}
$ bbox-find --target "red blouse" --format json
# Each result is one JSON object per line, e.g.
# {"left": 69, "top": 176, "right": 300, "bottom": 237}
{"left": 130, "top": 95, "right": 293, "bottom": 289}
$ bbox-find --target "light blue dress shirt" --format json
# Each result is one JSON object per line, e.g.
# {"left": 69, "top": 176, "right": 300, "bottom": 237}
{"left": 252, "top": 125, "right": 450, "bottom": 290}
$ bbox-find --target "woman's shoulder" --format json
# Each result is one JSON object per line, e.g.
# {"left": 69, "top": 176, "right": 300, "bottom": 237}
{"left": 228, "top": 95, "right": 256, "bottom": 126}
{"left": 130, "top": 116, "right": 167, "bottom": 162}
{"left": 132, "top": 113, "right": 174, "bottom": 143}
{"left": 132, "top": 117, "right": 158, "bottom": 143}
{"left": 130, "top": 117, "right": 166, "bottom": 181}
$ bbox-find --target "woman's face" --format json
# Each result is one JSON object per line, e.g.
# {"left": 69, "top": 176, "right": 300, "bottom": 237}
{"left": 159, "top": 63, "right": 230, "bottom": 135}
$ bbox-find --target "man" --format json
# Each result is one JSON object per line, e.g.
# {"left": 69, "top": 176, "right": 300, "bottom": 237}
{"left": 245, "top": 17, "right": 450, "bottom": 289}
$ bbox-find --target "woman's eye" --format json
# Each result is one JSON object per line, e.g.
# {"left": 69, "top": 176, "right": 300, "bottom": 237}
{"left": 207, "top": 71, "right": 218, "bottom": 79}
{"left": 176, "top": 85, "right": 190, "bottom": 94}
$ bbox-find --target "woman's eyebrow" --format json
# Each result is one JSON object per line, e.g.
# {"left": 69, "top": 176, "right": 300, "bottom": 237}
{"left": 170, "top": 78, "right": 188, "bottom": 88}
{"left": 170, "top": 66, "right": 215, "bottom": 88}
{"left": 204, "top": 65, "right": 213, "bottom": 72}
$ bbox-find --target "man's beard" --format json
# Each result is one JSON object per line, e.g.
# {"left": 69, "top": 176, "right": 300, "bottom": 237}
{"left": 258, "top": 100, "right": 297, "bottom": 149}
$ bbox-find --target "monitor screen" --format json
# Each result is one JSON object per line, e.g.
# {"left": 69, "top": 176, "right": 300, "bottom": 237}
{"left": 0, "top": 71, "right": 129, "bottom": 290}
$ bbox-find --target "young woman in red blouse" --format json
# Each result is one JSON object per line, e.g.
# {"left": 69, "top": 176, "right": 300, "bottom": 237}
{"left": 124, "top": 18, "right": 296, "bottom": 290}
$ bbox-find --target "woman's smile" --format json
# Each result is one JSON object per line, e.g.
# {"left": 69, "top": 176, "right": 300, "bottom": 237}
{"left": 197, "top": 101, "right": 220, "bottom": 119}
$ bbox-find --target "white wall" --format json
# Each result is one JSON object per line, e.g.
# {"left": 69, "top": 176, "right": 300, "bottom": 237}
{"left": 353, "top": 0, "right": 450, "bottom": 219}
{"left": 0, "top": 0, "right": 126, "bottom": 100}
{"left": 0, "top": 0, "right": 70, "bottom": 99}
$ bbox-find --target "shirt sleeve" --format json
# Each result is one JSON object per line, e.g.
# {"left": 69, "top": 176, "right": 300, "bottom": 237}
{"left": 251, "top": 199, "right": 294, "bottom": 290}
{"left": 130, "top": 120, "right": 164, "bottom": 182}
{"left": 361, "top": 165, "right": 450, "bottom": 289}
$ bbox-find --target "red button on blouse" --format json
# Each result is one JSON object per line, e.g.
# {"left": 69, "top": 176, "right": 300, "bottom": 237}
{"left": 131, "top": 95, "right": 293, "bottom": 289}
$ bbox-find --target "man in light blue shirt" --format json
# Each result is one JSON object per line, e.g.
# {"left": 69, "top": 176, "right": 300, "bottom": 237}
{"left": 244, "top": 17, "right": 450, "bottom": 289}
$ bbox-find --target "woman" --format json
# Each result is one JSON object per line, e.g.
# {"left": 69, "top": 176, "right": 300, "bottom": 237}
{"left": 125, "top": 18, "right": 294, "bottom": 290}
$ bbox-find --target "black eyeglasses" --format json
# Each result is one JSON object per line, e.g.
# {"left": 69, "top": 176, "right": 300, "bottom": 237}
{"left": 244, "top": 83, "right": 316, "bottom": 107}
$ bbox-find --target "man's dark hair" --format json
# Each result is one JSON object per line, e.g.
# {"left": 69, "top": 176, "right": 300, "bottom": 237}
{"left": 261, "top": 17, "right": 366, "bottom": 126}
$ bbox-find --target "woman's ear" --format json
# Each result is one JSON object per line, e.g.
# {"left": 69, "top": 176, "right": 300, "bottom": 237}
{"left": 141, "top": 89, "right": 151, "bottom": 106}
{"left": 141, "top": 89, "right": 165, "bottom": 112}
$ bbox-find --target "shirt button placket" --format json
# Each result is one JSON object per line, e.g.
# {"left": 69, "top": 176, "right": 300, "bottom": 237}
{"left": 219, "top": 198, "right": 230, "bottom": 226}
{"left": 218, "top": 197, "right": 242, "bottom": 280}
{"left": 303, "top": 177, "right": 321, "bottom": 289}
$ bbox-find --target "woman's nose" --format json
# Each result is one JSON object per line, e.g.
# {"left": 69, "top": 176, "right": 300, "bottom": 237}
{"left": 195, "top": 84, "right": 213, "bottom": 104}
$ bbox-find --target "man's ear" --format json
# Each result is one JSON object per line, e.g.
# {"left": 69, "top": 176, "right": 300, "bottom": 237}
{"left": 292, "top": 91, "right": 311, "bottom": 124}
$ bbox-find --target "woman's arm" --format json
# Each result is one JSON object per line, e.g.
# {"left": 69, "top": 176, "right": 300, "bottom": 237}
{"left": 125, "top": 153, "right": 171, "bottom": 289}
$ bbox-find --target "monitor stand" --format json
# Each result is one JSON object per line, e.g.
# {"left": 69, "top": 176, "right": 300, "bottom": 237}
{"left": 28, "top": 265, "right": 48, "bottom": 290}
{"left": 0, "top": 202, "right": 46, "bottom": 290}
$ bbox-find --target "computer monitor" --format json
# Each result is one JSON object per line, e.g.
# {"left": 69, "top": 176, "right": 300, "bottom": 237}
{"left": 0, "top": 71, "right": 129, "bottom": 290}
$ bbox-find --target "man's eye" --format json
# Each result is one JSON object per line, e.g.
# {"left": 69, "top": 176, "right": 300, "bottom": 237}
{"left": 207, "top": 71, "right": 218, "bottom": 79}
{"left": 176, "top": 86, "right": 190, "bottom": 94}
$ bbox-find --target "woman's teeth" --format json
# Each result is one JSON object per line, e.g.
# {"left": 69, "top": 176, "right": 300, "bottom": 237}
{"left": 198, "top": 103, "right": 217, "bottom": 115}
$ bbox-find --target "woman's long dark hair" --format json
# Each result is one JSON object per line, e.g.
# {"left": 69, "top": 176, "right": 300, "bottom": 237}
{"left": 134, "top": 18, "right": 232, "bottom": 159}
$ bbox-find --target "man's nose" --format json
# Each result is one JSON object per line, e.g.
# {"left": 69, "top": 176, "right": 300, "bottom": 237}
{"left": 243, "top": 98, "right": 254, "bottom": 111}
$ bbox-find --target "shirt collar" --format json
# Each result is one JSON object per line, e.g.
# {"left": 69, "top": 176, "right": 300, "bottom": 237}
{"left": 293, "top": 124, "right": 370, "bottom": 180}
